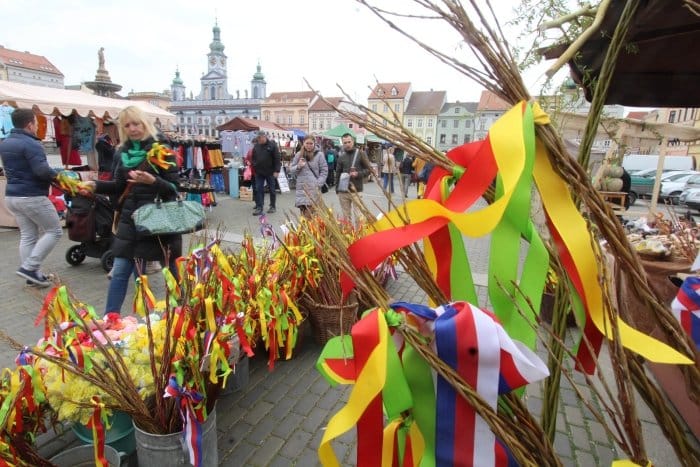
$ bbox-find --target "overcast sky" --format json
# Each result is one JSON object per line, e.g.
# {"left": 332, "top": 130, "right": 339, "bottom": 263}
{"left": 1, "top": 0, "right": 556, "bottom": 103}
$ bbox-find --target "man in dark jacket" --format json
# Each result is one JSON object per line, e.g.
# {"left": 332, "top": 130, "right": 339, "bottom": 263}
{"left": 0, "top": 108, "right": 62, "bottom": 287}
{"left": 334, "top": 133, "right": 372, "bottom": 224}
{"left": 251, "top": 130, "right": 281, "bottom": 215}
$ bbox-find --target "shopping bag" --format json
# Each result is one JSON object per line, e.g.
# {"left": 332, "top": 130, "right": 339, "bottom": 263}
{"left": 132, "top": 199, "right": 205, "bottom": 236}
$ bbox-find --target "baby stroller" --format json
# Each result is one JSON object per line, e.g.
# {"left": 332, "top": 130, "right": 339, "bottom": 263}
{"left": 64, "top": 194, "right": 115, "bottom": 272}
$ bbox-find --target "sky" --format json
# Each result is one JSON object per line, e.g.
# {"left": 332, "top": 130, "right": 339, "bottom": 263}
{"left": 1, "top": 0, "right": 557, "bottom": 104}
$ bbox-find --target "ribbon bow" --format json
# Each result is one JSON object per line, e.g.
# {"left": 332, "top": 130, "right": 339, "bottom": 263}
{"left": 163, "top": 376, "right": 205, "bottom": 467}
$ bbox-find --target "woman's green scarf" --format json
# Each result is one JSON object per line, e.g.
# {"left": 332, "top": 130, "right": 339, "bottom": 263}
{"left": 121, "top": 141, "right": 148, "bottom": 168}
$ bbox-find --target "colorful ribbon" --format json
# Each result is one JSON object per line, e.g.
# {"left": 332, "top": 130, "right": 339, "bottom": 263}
{"left": 163, "top": 376, "right": 205, "bottom": 467}
{"left": 670, "top": 276, "right": 700, "bottom": 349}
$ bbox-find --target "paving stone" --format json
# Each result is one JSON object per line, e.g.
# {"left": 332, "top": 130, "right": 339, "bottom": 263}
{"left": 554, "top": 432, "right": 573, "bottom": 459}
{"left": 271, "top": 413, "right": 304, "bottom": 439}
{"left": 296, "top": 448, "right": 321, "bottom": 466}
{"left": 247, "top": 415, "right": 280, "bottom": 444}
{"left": 219, "top": 440, "right": 256, "bottom": 466}
{"left": 301, "top": 407, "right": 330, "bottom": 433}
{"left": 569, "top": 425, "right": 591, "bottom": 451}
{"left": 564, "top": 404, "right": 585, "bottom": 427}
{"left": 243, "top": 400, "right": 274, "bottom": 425}
{"left": 292, "top": 392, "right": 321, "bottom": 415}
{"left": 220, "top": 420, "right": 253, "bottom": 447}
{"left": 588, "top": 420, "right": 612, "bottom": 445}
{"left": 268, "top": 395, "right": 296, "bottom": 420}
{"left": 594, "top": 442, "right": 617, "bottom": 466}
{"left": 267, "top": 456, "right": 294, "bottom": 467}
{"left": 280, "top": 430, "right": 313, "bottom": 459}
{"left": 248, "top": 435, "right": 286, "bottom": 466}
{"left": 574, "top": 449, "right": 596, "bottom": 467}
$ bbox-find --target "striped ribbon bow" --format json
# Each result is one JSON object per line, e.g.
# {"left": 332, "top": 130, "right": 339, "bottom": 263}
{"left": 163, "top": 376, "right": 205, "bottom": 467}
{"left": 671, "top": 276, "right": 700, "bottom": 349}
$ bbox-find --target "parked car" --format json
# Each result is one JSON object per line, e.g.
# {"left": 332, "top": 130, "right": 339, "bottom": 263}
{"left": 660, "top": 172, "right": 700, "bottom": 204}
{"left": 683, "top": 189, "right": 700, "bottom": 211}
{"left": 629, "top": 170, "right": 697, "bottom": 203}
{"left": 679, "top": 187, "right": 700, "bottom": 207}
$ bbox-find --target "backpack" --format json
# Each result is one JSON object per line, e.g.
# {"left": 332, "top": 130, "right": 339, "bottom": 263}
{"left": 399, "top": 156, "right": 413, "bottom": 174}
{"left": 418, "top": 161, "right": 434, "bottom": 182}
{"left": 326, "top": 151, "right": 335, "bottom": 163}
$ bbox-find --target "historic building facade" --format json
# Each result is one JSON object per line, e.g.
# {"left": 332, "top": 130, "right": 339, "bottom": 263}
{"left": 168, "top": 22, "right": 267, "bottom": 137}
{"left": 0, "top": 45, "right": 64, "bottom": 88}
{"left": 261, "top": 91, "right": 317, "bottom": 134}
{"left": 436, "top": 101, "right": 478, "bottom": 152}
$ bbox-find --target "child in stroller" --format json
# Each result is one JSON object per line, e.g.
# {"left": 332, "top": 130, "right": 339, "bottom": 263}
{"left": 64, "top": 194, "right": 115, "bottom": 272}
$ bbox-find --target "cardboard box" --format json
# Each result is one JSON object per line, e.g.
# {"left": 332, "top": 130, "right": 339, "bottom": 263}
{"left": 239, "top": 186, "right": 253, "bottom": 201}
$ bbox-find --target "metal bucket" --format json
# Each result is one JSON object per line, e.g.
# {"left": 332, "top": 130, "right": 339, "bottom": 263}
{"left": 133, "top": 409, "right": 217, "bottom": 467}
{"left": 50, "top": 444, "right": 121, "bottom": 467}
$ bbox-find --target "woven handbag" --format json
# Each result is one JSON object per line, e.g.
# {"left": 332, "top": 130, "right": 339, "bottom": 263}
{"left": 132, "top": 197, "right": 205, "bottom": 236}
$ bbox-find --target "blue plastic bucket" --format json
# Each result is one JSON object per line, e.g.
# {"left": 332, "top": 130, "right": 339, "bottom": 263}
{"left": 72, "top": 410, "right": 136, "bottom": 456}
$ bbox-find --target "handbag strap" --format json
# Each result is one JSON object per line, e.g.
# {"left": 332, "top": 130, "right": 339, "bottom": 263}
{"left": 306, "top": 152, "right": 322, "bottom": 179}
{"left": 114, "top": 159, "right": 154, "bottom": 213}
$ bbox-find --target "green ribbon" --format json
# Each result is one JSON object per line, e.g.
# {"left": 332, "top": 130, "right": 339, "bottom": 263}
{"left": 488, "top": 104, "right": 549, "bottom": 349}
{"left": 402, "top": 343, "right": 436, "bottom": 467}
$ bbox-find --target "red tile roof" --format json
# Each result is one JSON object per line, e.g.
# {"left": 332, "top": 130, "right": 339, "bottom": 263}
{"left": 625, "top": 111, "right": 649, "bottom": 120}
{"left": 309, "top": 97, "right": 342, "bottom": 111}
{"left": 368, "top": 82, "right": 412, "bottom": 99}
{"left": 0, "top": 46, "right": 63, "bottom": 76}
{"left": 404, "top": 91, "right": 447, "bottom": 115}
{"left": 477, "top": 90, "right": 510, "bottom": 111}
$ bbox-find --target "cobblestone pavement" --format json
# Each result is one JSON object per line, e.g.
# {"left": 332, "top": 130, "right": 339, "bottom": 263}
{"left": 0, "top": 180, "right": 683, "bottom": 466}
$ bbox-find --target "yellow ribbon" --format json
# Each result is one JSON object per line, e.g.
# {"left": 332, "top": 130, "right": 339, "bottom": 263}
{"left": 530, "top": 105, "right": 691, "bottom": 365}
{"left": 319, "top": 311, "right": 388, "bottom": 467}
{"left": 204, "top": 298, "right": 216, "bottom": 332}
{"left": 612, "top": 461, "right": 653, "bottom": 466}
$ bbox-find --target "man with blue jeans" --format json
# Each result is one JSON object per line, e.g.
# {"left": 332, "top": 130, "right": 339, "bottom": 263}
{"left": 0, "top": 108, "right": 62, "bottom": 287}
{"left": 251, "top": 131, "right": 281, "bottom": 215}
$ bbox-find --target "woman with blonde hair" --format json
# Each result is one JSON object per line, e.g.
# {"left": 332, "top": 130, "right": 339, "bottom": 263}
{"left": 290, "top": 136, "right": 328, "bottom": 215}
{"left": 81, "top": 106, "right": 182, "bottom": 314}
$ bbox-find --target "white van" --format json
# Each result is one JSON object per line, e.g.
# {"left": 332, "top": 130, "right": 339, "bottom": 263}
{"left": 622, "top": 154, "right": 695, "bottom": 173}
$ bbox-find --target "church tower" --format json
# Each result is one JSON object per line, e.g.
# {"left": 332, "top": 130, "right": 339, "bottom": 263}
{"left": 198, "top": 20, "right": 232, "bottom": 100}
{"left": 170, "top": 68, "right": 186, "bottom": 101}
{"left": 251, "top": 61, "right": 266, "bottom": 99}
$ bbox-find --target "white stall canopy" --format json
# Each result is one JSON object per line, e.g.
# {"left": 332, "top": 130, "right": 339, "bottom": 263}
{"left": 0, "top": 80, "right": 174, "bottom": 126}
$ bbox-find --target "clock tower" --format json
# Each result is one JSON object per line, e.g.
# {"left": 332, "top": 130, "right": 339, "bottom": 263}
{"left": 198, "top": 20, "right": 232, "bottom": 100}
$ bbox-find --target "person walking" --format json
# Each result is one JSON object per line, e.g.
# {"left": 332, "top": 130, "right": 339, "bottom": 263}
{"left": 80, "top": 106, "right": 181, "bottom": 314}
{"left": 0, "top": 108, "right": 63, "bottom": 287}
{"left": 290, "top": 136, "right": 328, "bottom": 216}
{"left": 334, "top": 133, "right": 372, "bottom": 224}
{"left": 413, "top": 156, "right": 427, "bottom": 198}
{"left": 251, "top": 130, "right": 281, "bottom": 215}
{"left": 381, "top": 146, "right": 397, "bottom": 193}
{"left": 398, "top": 152, "right": 415, "bottom": 198}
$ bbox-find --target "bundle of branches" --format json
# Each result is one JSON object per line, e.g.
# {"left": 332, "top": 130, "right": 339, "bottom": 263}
{"left": 308, "top": 201, "right": 561, "bottom": 466}
{"left": 0, "top": 360, "right": 56, "bottom": 467}
{"left": 306, "top": 1, "right": 699, "bottom": 464}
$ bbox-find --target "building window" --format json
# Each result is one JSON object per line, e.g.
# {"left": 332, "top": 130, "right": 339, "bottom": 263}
{"left": 451, "top": 134, "right": 458, "bottom": 144}
{"left": 312, "top": 121, "right": 317, "bottom": 130}
{"left": 288, "top": 115, "right": 293, "bottom": 125}
{"left": 320, "top": 121, "right": 324, "bottom": 130}
{"left": 465, "top": 120, "right": 471, "bottom": 128}
{"left": 407, "top": 119, "right": 413, "bottom": 128}
{"left": 463, "top": 134, "right": 471, "bottom": 143}
{"left": 669, "top": 111, "right": 676, "bottom": 123}
{"left": 441, "top": 120, "right": 447, "bottom": 128}
{"left": 454, "top": 107, "right": 460, "bottom": 114}
{"left": 394, "top": 103, "right": 400, "bottom": 113}
{"left": 349, "top": 123, "right": 354, "bottom": 128}
{"left": 440, "top": 134, "right": 446, "bottom": 144}
{"left": 187, "top": 117, "right": 192, "bottom": 124}
{"left": 391, "top": 87, "right": 398, "bottom": 96}
{"left": 300, "top": 114, "right": 305, "bottom": 124}
{"left": 383, "top": 119, "right": 388, "bottom": 126}
{"left": 426, "top": 136, "right": 432, "bottom": 145}
{"left": 210, "top": 86, "right": 216, "bottom": 100}
{"left": 453, "top": 120, "right": 459, "bottom": 128}
{"left": 417, "top": 119, "right": 423, "bottom": 128}
{"left": 383, "top": 105, "right": 389, "bottom": 112}
{"left": 371, "top": 103, "right": 378, "bottom": 112}
{"left": 427, "top": 119, "right": 433, "bottom": 128}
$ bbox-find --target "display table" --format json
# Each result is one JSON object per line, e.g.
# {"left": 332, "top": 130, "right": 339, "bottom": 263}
{"left": 0, "top": 177, "right": 18, "bottom": 227}
{"left": 614, "top": 257, "right": 700, "bottom": 439}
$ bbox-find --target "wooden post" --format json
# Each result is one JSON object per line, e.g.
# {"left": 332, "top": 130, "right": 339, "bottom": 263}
{"left": 649, "top": 136, "right": 668, "bottom": 214}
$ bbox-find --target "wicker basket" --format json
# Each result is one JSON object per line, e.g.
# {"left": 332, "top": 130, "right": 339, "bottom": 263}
{"left": 304, "top": 295, "right": 359, "bottom": 345}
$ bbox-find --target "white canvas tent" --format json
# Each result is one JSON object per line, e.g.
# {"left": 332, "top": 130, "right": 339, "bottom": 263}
{"left": 0, "top": 80, "right": 175, "bottom": 127}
